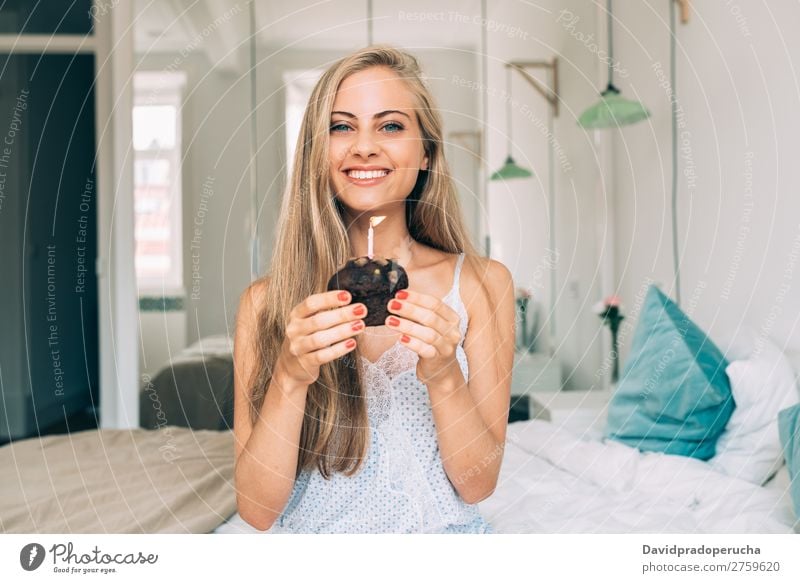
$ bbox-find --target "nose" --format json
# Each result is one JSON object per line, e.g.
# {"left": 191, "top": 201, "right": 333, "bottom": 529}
{"left": 350, "top": 127, "right": 380, "bottom": 158}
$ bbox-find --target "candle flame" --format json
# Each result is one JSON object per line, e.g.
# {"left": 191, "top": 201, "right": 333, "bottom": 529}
{"left": 369, "top": 215, "right": 386, "bottom": 227}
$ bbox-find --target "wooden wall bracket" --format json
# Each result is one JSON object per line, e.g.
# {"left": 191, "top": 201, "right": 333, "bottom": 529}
{"left": 676, "top": 0, "right": 690, "bottom": 24}
{"left": 506, "top": 58, "right": 560, "bottom": 117}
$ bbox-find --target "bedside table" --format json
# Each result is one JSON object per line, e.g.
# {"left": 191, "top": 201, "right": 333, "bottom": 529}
{"left": 508, "top": 351, "right": 562, "bottom": 422}
{"left": 511, "top": 351, "right": 562, "bottom": 394}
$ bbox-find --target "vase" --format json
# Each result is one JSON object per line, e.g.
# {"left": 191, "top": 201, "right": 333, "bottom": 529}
{"left": 610, "top": 326, "right": 620, "bottom": 383}
{"left": 517, "top": 297, "right": 534, "bottom": 353}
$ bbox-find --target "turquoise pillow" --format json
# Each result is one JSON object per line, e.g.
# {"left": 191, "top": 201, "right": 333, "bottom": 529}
{"left": 778, "top": 404, "right": 800, "bottom": 521}
{"left": 604, "top": 285, "right": 734, "bottom": 459}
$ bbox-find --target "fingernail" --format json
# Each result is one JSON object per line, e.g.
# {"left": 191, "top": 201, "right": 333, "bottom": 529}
{"left": 400, "top": 334, "right": 410, "bottom": 343}
{"left": 338, "top": 291, "right": 350, "bottom": 302}
{"left": 387, "top": 316, "right": 400, "bottom": 327}
{"left": 352, "top": 321, "right": 364, "bottom": 331}
{"left": 395, "top": 290, "right": 408, "bottom": 300}
{"left": 346, "top": 339, "right": 356, "bottom": 348}
{"left": 389, "top": 300, "right": 402, "bottom": 310}
{"left": 353, "top": 305, "right": 366, "bottom": 316}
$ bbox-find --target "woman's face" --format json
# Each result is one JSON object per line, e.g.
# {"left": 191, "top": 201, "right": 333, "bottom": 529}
{"left": 328, "top": 66, "right": 429, "bottom": 216}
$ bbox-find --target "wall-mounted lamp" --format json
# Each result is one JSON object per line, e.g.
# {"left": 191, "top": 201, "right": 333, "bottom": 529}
{"left": 490, "top": 58, "right": 561, "bottom": 354}
{"left": 490, "top": 65, "right": 532, "bottom": 180}
{"left": 490, "top": 58, "right": 559, "bottom": 181}
{"left": 578, "top": 0, "right": 650, "bottom": 129}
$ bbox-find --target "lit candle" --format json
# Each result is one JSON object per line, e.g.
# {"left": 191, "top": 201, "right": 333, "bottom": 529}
{"left": 367, "top": 215, "right": 386, "bottom": 259}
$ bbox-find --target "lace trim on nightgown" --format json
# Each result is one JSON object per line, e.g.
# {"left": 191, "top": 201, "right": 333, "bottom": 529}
{"left": 358, "top": 273, "right": 471, "bottom": 532}
{"left": 359, "top": 271, "right": 469, "bottom": 427}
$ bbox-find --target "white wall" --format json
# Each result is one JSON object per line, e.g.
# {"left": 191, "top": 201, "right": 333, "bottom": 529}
{"left": 610, "top": 0, "right": 800, "bottom": 362}
{"left": 181, "top": 58, "right": 251, "bottom": 345}
{"left": 138, "top": 311, "right": 187, "bottom": 379}
{"left": 484, "top": 0, "right": 606, "bottom": 390}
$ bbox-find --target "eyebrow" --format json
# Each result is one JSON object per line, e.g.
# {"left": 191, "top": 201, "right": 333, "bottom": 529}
{"left": 331, "top": 109, "right": 412, "bottom": 121}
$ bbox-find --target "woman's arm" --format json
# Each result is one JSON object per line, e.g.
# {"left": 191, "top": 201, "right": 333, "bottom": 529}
{"left": 426, "top": 259, "right": 515, "bottom": 504}
{"left": 232, "top": 279, "right": 309, "bottom": 531}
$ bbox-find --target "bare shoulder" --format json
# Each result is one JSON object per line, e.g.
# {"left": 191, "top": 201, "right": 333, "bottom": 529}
{"left": 460, "top": 255, "right": 514, "bottom": 311}
{"left": 237, "top": 275, "right": 271, "bottom": 324}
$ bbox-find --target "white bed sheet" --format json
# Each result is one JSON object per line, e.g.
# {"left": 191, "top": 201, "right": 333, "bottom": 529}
{"left": 478, "top": 418, "right": 797, "bottom": 533}
{"left": 215, "top": 393, "right": 798, "bottom": 534}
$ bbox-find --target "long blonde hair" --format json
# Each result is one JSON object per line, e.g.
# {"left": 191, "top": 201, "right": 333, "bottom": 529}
{"left": 248, "top": 45, "right": 500, "bottom": 479}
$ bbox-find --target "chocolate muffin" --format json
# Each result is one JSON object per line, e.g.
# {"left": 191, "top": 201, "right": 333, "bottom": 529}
{"left": 326, "top": 256, "right": 409, "bottom": 327}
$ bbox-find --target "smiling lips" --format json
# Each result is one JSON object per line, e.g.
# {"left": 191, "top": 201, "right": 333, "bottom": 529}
{"left": 343, "top": 168, "right": 392, "bottom": 186}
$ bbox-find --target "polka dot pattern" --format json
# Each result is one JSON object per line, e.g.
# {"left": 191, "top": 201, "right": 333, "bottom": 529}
{"left": 268, "top": 253, "right": 494, "bottom": 534}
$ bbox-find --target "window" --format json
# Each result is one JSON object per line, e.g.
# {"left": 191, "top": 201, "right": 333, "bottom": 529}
{"left": 132, "top": 71, "right": 186, "bottom": 293}
{"left": 284, "top": 69, "right": 324, "bottom": 178}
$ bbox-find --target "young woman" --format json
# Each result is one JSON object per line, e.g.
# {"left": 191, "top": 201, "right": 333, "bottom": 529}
{"left": 232, "top": 45, "right": 515, "bottom": 534}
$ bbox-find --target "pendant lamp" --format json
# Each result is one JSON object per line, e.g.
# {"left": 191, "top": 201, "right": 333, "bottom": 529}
{"left": 578, "top": 0, "right": 650, "bottom": 128}
{"left": 491, "top": 65, "right": 532, "bottom": 180}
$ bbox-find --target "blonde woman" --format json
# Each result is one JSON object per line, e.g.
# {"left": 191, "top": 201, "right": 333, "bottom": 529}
{"left": 232, "top": 45, "right": 515, "bottom": 534}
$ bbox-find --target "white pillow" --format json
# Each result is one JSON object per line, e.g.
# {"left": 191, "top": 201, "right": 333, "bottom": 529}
{"left": 713, "top": 322, "right": 759, "bottom": 361}
{"left": 708, "top": 331, "right": 800, "bottom": 485}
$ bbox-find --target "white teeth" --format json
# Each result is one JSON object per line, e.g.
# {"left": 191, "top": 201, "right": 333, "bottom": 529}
{"left": 347, "top": 169, "right": 389, "bottom": 180}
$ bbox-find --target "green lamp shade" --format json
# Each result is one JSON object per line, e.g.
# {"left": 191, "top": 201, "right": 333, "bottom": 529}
{"left": 490, "top": 155, "right": 533, "bottom": 180}
{"left": 578, "top": 85, "right": 650, "bottom": 129}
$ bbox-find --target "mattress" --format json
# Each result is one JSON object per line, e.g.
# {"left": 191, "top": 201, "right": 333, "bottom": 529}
{"left": 477, "top": 415, "right": 797, "bottom": 533}
{"left": 215, "top": 391, "right": 798, "bottom": 534}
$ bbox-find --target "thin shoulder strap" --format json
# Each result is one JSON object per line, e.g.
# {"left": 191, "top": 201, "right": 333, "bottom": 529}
{"left": 451, "top": 252, "right": 465, "bottom": 293}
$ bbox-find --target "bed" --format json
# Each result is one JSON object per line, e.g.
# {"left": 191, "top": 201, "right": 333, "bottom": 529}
{"left": 213, "top": 388, "right": 798, "bottom": 534}
{"left": 2, "top": 336, "right": 798, "bottom": 534}
{"left": 139, "top": 334, "right": 235, "bottom": 431}
{"left": 478, "top": 392, "right": 797, "bottom": 533}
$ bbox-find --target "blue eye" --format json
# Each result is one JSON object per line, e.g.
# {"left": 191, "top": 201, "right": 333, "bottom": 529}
{"left": 330, "top": 122, "right": 403, "bottom": 133}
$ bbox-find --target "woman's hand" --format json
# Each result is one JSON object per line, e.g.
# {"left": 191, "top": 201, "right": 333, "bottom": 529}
{"left": 385, "top": 289, "right": 462, "bottom": 385}
{"left": 276, "top": 290, "right": 367, "bottom": 388}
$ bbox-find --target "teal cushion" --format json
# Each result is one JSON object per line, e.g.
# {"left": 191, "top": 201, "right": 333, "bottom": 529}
{"left": 604, "top": 285, "right": 734, "bottom": 459}
{"left": 778, "top": 404, "right": 800, "bottom": 520}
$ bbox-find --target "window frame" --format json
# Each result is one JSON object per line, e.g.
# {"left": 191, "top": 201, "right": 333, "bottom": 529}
{"left": 132, "top": 71, "right": 186, "bottom": 296}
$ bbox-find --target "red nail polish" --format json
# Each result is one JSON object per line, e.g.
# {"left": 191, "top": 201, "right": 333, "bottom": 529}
{"left": 352, "top": 321, "right": 364, "bottom": 331}
{"left": 387, "top": 316, "right": 400, "bottom": 327}
{"left": 400, "top": 334, "right": 410, "bottom": 343}
{"left": 395, "top": 290, "right": 408, "bottom": 300}
{"left": 389, "top": 300, "right": 402, "bottom": 310}
{"left": 338, "top": 291, "right": 350, "bottom": 302}
{"left": 353, "top": 306, "right": 366, "bottom": 316}
{"left": 346, "top": 339, "right": 356, "bottom": 348}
